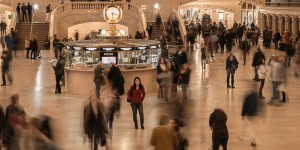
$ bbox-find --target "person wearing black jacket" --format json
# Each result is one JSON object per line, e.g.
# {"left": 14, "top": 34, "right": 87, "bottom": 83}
{"left": 107, "top": 63, "right": 125, "bottom": 98}
{"left": 178, "top": 63, "right": 191, "bottom": 101}
{"left": 27, "top": 2, "right": 32, "bottom": 22}
{"left": 94, "top": 62, "right": 104, "bottom": 98}
{"left": 273, "top": 29, "right": 281, "bottom": 49}
{"left": 218, "top": 31, "right": 226, "bottom": 53}
{"left": 241, "top": 89, "right": 265, "bottom": 147}
{"left": 16, "top": 3, "right": 21, "bottom": 22}
{"left": 30, "top": 36, "right": 38, "bottom": 59}
{"left": 209, "top": 108, "right": 229, "bottom": 150}
{"left": 53, "top": 35, "right": 59, "bottom": 58}
{"left": 21, "top": 3, "right": 27, "bottom": 22}
{"left": 226, "top": 52, "right": 239, "bottom": 88}
{"left": 252, "top": 47, "right": 265, "bottom": 81}
{"left": 225, "top": 29, "right": 234, "bottom": 52}
{"left": 54, "top": 55, "right": 65, "bottom": 94}
{"left": 1, "top": 50, "right": 13, "bottom": 86}
{"left": 146, "top": 24, "right": 153, "bottom": 39}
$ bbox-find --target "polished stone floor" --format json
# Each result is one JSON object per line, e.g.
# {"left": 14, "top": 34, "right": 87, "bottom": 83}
{"left": 0, "top": 41, "right": 300, "bottom": 150}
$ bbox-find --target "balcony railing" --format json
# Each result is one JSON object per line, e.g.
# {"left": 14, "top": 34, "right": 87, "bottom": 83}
{"left": 50, "top": 2, "right": 148, "bottom": 39}
{"left": 265, "top": 2, "right": 300, "bottom": 7}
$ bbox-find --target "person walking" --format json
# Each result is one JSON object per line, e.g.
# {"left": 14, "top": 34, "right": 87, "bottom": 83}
{"left": 178, "top": 63, "right": 191, "bottom": 101}
{"left": 252, "top": 47, "right": 265, "bottom": 81}
{"left": 27, "top": 2, "right": 33, "bottom": 22}
{"left": 218, "top": 30, "right": 226, "bottom": 53}
{"left": 54, "top": 55, "right": 65, "bottom": 94}
{"left": 150, "top": 119, "right": 179, "bottom": 150}
{"left": 156, "top": 14, "right": 162, "bottom": 30}
{"left": 25, "top": 36, "right": 30, "bottom": 58}
{"left": 273, "top": 29, "right": 281, "bottom": 49}
{"left": 83, "top": 93, "right": 108, "bottom": 150}
{"left": 241, "top": 87, "right": 266, "bottom": 147}
{"left": 156, "top": 57, "right": 169, "bottom": 101}
{"left": 146, "top": 24, "right": 153, "bottom": 39}
{"left": 225, "top": 29, "right": 234, "bottom": 53}
{"left": 30, "top": 36, "right": 38, "bottom": 59}
{"left": 127, "top": 77, "right": 146, "bottom": 129}
{"left": 226, "top": 52, "right": 239, "bottom": 88}
{"left": 241, "top": 34, "right": 250, "bottom": 66}
{"left": 53, "top": 35, "right": 59, "bottom": 58}
{"left": 107, "top": 63, "right": 125, "bottom": 98}
{"left": 45, "top": 4, "right": 52, "bottom": 22}
{"left": 21, "top": 3, "right": 27, "bottom": 22}
{"left": 257, "top": 58, "right": 267, "bottom": 99}
{"left": 1, "top": 49, "right": 13, "bottom": 86}
{"left": 170, "top": 60, "right": 180, "bottom": 95}
{"left": 44, "top": 36, "right": 50, "bottom": 50}
{"left": 209, "top": 107, "right": 229, "bottom": 150}
{"left": 94, "top": 61, "right": 104, "bottom": 98}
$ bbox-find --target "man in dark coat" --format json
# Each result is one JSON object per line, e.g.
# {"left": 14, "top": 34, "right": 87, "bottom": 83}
{"left": 107, "top": 63, "right": 125, "bottom": 98}
{"left": 21, "top": 3, "right": 27, "bottom": 22}
{"left": 30, "top": 36, "right": 38, "bottom": 59}
{"left": 146, "top": 24, "right": 153, "bottom": 39}
{"left": 54, "top": 55, "right": 65, "bottom": 94}
{"left": 209, "top": 108, "right": 229, "bottom": 150}
{"left": 27, "top": 2, "right": 33, "bottom": 22}
{"left": 1, "top": 49, "right": 13, "bottom": 86}
{"left": 83, "top": 94, "right": 108, "bottom": 150}
{"left": 252, "top": 47, "right": 265, "bottom": 81}
{"left": 16, "top": 3, "right": 21, "bottom": 22}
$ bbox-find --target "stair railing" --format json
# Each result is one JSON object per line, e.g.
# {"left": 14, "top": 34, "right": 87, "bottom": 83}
{"left": 50, "top": 2, "right": 148, "bottom": 39}
{"left": 176, "top": 11, "right": 188, "bottom": 48}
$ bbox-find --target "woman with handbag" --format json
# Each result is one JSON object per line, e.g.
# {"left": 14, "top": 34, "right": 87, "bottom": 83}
{"left": 226, "top": 52, "right": 239, "bottom": 88}
{"left": 156, "top": 57, "right": 169, "bottom": 101}
{"left": 127, "top": 77, "right": 146, "bottom": 129}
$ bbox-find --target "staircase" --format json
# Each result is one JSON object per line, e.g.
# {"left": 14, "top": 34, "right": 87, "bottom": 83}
{"left": 147, "top": 22, "right": 177, "bottom": 45}
{"left": 16, "top": 23, "right": 49, "bottom": 50}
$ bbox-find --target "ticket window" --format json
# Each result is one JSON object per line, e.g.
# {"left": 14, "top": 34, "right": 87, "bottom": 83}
{"left": 136, "top": 46, "right": 150, "bottom": 64}
{"left": 100, "top": 47, "right": 118, "bottom": 65}
{"left": 149, "top": 45, "right": 161, "bottom": 66}
{"left": 70, "top": 46, "right": 84, "bottom": 65}
{"left": 84, "top": 47, "right": 100, "bottom": 64}
{"left": 118, "top": 47, "right": 134, "bottom": 65}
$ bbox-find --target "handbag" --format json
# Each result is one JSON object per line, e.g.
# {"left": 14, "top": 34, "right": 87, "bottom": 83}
{"left": 127, "top": 87, "right": 133, "bottom": 103}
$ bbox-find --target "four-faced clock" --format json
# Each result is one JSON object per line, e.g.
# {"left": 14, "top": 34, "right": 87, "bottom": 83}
{"left": 104, "top": 5, "right": 122, "bottom": 23}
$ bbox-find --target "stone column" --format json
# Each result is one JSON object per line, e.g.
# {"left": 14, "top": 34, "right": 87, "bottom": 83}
{"left": 261, "top": 13, "right": 265, "bottom": 29}
{"left": 285, "top": 15, "right": 289, "bottom": 32}
{"left": 266, "top": 14, "right": 271, "bottom": 28}
{"left": 258, "top": 13, "right": 262, "bottom": 30}
{"left": 278, "top": 15, "right": 283, "bottom": 34}
{"left": 272, "top": 14, "right": 277, "bottom": 32}
{"left": 292, "top": 16, "right": 297, "bottom": 38}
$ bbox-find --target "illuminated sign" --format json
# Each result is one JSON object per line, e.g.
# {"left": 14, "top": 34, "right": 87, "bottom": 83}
{"left": 66, "top": 46, "right": 70, "bottom": 49}
{"left": 118, "top": 47, "right": 134, "bottom": 51}
{"left": 104, "top": 53, "right": 114, "bottom": 56}
{"left": 100, "top": 47, "right": 117, "bottom": 51}
{"left": 73, "top": 47, "right": 82, "bottom": 50}
{"left": 85, "top": 47, "right": 98, "bottom": 51}
{"left": 137, "top": 46, "right": 149, "bottom": 50}
{"left": 150, "top": 45, "right": 158, "bottom": 49}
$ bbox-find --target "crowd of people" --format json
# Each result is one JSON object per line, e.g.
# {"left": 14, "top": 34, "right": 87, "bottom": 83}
{"left": 16, "top": 2, "right": 33, "bottom": 22}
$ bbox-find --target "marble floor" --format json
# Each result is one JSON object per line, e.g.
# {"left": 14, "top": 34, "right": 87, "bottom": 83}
{"left": 0, "top": 41, "right": 300, "bottom": 150}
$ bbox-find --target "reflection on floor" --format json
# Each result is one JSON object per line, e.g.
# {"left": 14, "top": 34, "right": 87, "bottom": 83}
{"left": 0, "top": 43, "right": 300, "bottom": 150}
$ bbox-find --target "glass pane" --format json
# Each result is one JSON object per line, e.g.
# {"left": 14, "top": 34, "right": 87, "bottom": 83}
{"left": 242, "top": 3, "right": 246, "bottom": 9}
{"left": 248, "top": 4, "right": 253, "bottom": 9}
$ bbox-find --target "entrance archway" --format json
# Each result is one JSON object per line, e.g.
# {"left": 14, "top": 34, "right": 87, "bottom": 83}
{"left": 0, "top": 4, "right": 15, "bottom": 32}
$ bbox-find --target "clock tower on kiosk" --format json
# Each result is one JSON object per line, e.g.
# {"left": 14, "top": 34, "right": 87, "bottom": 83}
{"left": 103, "top": 0, "right": 123, "bottom": 36}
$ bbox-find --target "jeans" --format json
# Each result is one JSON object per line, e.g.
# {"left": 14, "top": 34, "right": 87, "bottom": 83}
{"left": 212, "top": 138, "right": 228, "bottom": 150}
{"left": 95, "top": 81, "right": 101, "bottom": 98}
{"left": 259, "top": 79, "right": 265, "bottom": 95}
{"left": 2, "top": 66, "right": 12, "bottom": 85}
{"left": 272, "top": 81, "right": 281, "bottom": 99}
{"left": 130, "top": 102, "right": 144, "bottom": 126}
{"left": 253, "top": 67, "right": 259, "bottom": 80}
{"left": 31, "top": 50, "right": 36, "bottom": 59}
{"left": 55, "top": 74, "right": 63, "bottom": 93}
{"left": 227, "top": 73, "right": 234, "bottom": 87}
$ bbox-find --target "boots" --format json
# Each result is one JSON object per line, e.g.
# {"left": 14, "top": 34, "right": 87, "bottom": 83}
{"left": 134, "top": 122, "right": 138, "bottom": 129}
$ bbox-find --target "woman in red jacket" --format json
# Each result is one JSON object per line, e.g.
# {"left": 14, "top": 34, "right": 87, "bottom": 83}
{"left": 127, "top": 77, "right": 146, "bottom": 129}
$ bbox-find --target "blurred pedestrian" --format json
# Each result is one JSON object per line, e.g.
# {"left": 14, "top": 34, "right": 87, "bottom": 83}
{"left": 209, "top": 107, "right": 229, "bottom": 150}
{"left": 54, "top": 55, "right": 65, "bottom": 94}
{"left": 294, "top": 41, "right": 300, "bottom": 77}
{"left": 30, "top": 36, "right": 38, "bottom": 59}
{"left": 170, "top": 60, "right": 180, "bottom": 95}
{"left": 94, "top": 61, "right": 104, "bottom": 98}
{"left": 252, "top": 47, "right": 265, "bottom": 81}
{"left": 241, "top": 34, "right": 250, "bottom": 66}
{"left": 16, "top": 3, "right": 21, "bottom": 22}
{"left": 257, "top": 58, "right": 267, "bottom": 99}
{"left": 107, "top": 63, "right": 125, "bottom": 98}
{"left": 44, "top": 36, "right": 50, "bottom": 50}
{"left": 226, "top": 52, "right": 239, "bottom": 88}
{"left": 273, "top": 29, "right": 281, "bottom": 49}
{"left": 200, "top": 43, "right": 207, "bottom": 70}
{"left": 156, "top": 57, "right": 170, "bottom": 102}
{"left": 147, "top": 24, "right": 153, "bottom": 39}
{"left": 150, "top": 118, "right": 179, "bottom": 150}
{"left": 21, "top": 3, "right": 27, "bottom": 22}
{"left": 11, "top": 30, "right": 19, "bottom": 57}
{"left": 25, "top": 36, "right": 30, "bottom": 58}
{"left": 127, "top": 77, "right": 146, "bottom": 129}
{"left": 1, "top": 48, "right": 13, "bottom": 86}
{"left": 45, "top": 4, "right": 52, "bottom": 22}
{"left": 83, "top": 94, "right": 108, "bottom": 150}
{"left": 241, "top": 86, "right": 266, "bottom": 147}
{"left": 172, "top": 119, "right": 188, "bottom": 150}
{"left": 178, "top": 63, "right": 191, "bottom": 101}
{"left": 53, "top": 35, "right": 59, "bottom": 58}
{"left": 156, "top": 14, "right": 162, "bottom": 30}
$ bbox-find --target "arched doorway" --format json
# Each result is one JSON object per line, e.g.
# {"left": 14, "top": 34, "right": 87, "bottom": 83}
{"left": 0, "top": 4, "right": 15, "bottom": 32}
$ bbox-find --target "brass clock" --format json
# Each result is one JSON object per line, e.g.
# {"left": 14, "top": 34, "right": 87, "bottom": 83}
{"left": 103, "top": 4, "right": 122, "bottom": 23}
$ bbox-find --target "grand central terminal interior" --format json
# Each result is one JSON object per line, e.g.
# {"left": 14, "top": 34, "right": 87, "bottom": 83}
{"left": 0, "top": 0, "right": 299, "bottom": 149}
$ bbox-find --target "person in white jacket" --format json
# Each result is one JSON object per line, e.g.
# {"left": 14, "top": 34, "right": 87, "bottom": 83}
{"left": 257, "top": 58, "right": 267, "bottom": 99}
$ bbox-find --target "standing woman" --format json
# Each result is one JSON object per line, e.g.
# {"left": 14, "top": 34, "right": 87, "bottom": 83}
{"left": 257, "top": 58, "right": 267, "bottom": 99}
{"left": 25, "top": 36, "right": 30, "bottom": 58}
{"left": 156, "top": 57, "right": 169, "bottom": 100}
{"left": 127, "top": 77, "right": 146, "bottom": 129}
{"left": 226, "top": 52, "right": 239, "bottom": 88}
